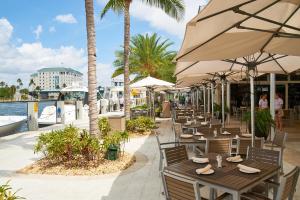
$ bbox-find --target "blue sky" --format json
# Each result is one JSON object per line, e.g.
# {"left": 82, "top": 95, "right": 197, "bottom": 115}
{"left": 0, "top": 0, "right": 206, "bottom": 86}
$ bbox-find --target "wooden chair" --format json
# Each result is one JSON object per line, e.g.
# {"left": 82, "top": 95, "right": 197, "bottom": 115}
{"left": 271, "top": 131, "right": 288, "bottom": 173}
{"left": 173, "top": 122, "right": 183, "bottom": 143}
{"left": 241, "top": 166, "right": 300, "bottom": 200}
{"left": 205, "top": 139, "right": 231, "bottom": 154}
{"left": 162, "top": 171, "right": 202, "bottom": 200}
{"left": 247, "top": 146, "right": 280, "bottom": 167}
{"left": 175, "top": 118, "right": 187, "bottom": 124}
{"left": 239, "top": 138, "right": 263, "bottom": 156}
{"left": 164, "top": 145, "right": 188, "bottom": 166}
{"left": 155, "top": 132, "right": 177, "bottom": 172}
{"left": 196, "top": 126, "right": 211, "bottom": 134}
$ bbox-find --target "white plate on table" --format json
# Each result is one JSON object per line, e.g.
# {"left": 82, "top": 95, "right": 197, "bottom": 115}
{"left": 192, "top": 158, "right": 209, "bottom": 164}
{"left": 180, "top": 134, "right": 193, "bottom": 138}
{"left": 239, "top": 168, "right": 259, "bottom": 174}
{"left": 241, "top": 134, "right": 252, "bottom": 137}
{"left": 221, "top": 131, "right": 231, "bottom": 135}
{"left": 194, "top": 132, "right": 204, "bottom": 136}
{"left": 197, "top": 169, "right": 215, "bottom": 175}
{"left": 226, "top": 157, "right": 243, "bottom": 163}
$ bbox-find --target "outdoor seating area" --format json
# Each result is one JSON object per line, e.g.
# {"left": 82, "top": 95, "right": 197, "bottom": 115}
{"left": 154, "top": 103, "right": 299, "bottom": 200}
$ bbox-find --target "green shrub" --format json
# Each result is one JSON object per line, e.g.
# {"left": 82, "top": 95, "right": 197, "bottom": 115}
{"left": 97, "top": 117, "right": 111, "bottom": 137}
{"left": 126, "top": 116, "right": 155, "bottom": 132}
{"left": 34, "top": 125, "right": 101, "bottom": 162}
{"left": 102, "top": 131, "right": 129, "bottom": 151}
{"left": 132, "top": 104, "right": 148, "bottom": 110}
{"left": 0, "top": 180, "right": 25, "bottom": 200}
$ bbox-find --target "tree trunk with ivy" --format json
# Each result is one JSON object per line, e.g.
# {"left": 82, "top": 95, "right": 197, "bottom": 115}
{"left": 123, "top": 0, "right": 131, "bottom": 120}
{"left": 85, "top": 0, "right": 99, "bottom": 136}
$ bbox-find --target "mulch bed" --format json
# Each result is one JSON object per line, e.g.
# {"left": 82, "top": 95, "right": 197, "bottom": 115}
{"left": 18, "top": 153, "right": 136, "bottom": 176}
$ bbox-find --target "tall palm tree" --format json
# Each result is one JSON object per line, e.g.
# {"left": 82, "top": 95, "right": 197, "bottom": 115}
{"left": 85, "top": 0, "right": 98, "bottom": 135}
{"left": 29, "top": 79, "right": 35, "bottom": 87}
{"left": 0, "top": 81, "right": 5, "bottom": 88}
{"left": 112, "top": 33, "right": 177, "bottom": 83}
{"left": 101, "top": 0, "right": 185, "bottom": 120}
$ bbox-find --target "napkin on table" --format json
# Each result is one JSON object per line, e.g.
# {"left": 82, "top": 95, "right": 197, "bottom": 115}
{"left": 227, "top": 155, "right": 241, "bottom": 162}
{"left": 192, "top": 157, "right": 209, "bottom": 163}
{"left": 196, "top": 164, "right": 212, "bottom": 174}
{"left": 237, "top": 164, "right": 261, "bottom": 173}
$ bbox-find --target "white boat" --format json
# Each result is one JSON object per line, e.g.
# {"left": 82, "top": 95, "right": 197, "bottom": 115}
{"left": 0, "top": 116, "right": 27, "bottom": 136}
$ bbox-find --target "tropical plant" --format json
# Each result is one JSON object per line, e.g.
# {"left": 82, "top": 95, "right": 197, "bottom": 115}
{"left": 126, "top": 116, "right": 155, "bottom": 132}
{"left": 100, "top": 0, "right": 185, "bottom": 120}
{"left": 0, "top": 180, "right": 25, "bottom": 200}
{"left": 102, "top": 131, "right": 129, "bottom": 152}
{"left": 243, "top": 109, "right": 275, "bottom": 138}
{"left": 29, "top": 79, "right": 35, "bottom": 87}
{"left": 112, "top": 33, "right": 177, "bottom": 83}
{"left": 34, "top": 126, "right": 101, "bottom": 162}
{"left": 85, "top": 0, "right": 98, "bottom": 136}
{"left": 131, "top": 104, "right": 148, "bottom": 110}
{"left": 97, "top": 117, "right": 111, "bottom": 137}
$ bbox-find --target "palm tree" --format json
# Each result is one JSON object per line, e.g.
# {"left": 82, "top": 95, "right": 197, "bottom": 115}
{"left": 85, "top": 0, "right": 98, "bottom": 136}
{"left": 112, "top": 33, "right": 177, "bottom": 83}
{"left": 0, "top": 81, "right": 5, "bottom": 88}
{"left": 29, "top": 79, "right": 35, "bottom": 87}
{"left": 17, "top": 78, "right": 23, "bottom": 90}
{"left": 101, "top": 0, "right": 185, "bottom": 120}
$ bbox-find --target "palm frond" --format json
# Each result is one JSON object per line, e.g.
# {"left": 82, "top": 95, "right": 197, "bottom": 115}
{"left": 140, "top": 0, "right": 185, "bottom": 21}
{"left": 100, "top": 0, "right": 125, "bottom": 19}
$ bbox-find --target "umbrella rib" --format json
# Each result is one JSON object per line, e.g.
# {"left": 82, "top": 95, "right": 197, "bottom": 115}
{"left": 223, "top": 59, "right": 246, "bottom": 66}
{"left": 237, "top": 25, "right": 300, "bottom": 38}
{"left": 176, "top": 0, "right": 281, "bottom": 61}
{"left": 175, "top": 61, "right": 199, "bottom": 76}
{"left": 259, "top": 55, "right": 288, "bottom": 64}
{"left": 260, "top": 4, "right": 300, "bottom": 51}
{"left": 233, "top": 8, "right": 300, "bottom": 32}
{"left": 255, "top": 52, "right": 263, "bottom": 63}
{"left": 196, "top": 0, "right": 255, "bottom": 22}
{"left": 269, "top": 54, "right": 288, "bottom": 74}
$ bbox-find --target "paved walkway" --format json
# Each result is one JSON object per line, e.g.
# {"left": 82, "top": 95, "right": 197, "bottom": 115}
{"left": 0, "top": 118, "right": 299, "bottom": 200}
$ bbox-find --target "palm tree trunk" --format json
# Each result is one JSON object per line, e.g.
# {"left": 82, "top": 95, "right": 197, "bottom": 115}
{"left": 124, "top": 0, "right": 131, "bottom": 120}
{"left": 85, "top": 0, "right": 98, "bottom": 136}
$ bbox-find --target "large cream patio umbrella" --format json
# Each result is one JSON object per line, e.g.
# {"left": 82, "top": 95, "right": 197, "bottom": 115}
{"left": 175, "top": 0, "right": 300, "bottom": 146}
{"left": 131, "top": 76, "right": 174, "bottom": 118}
{"left": 177, "top": 71, "right": 247, "bottom": 127}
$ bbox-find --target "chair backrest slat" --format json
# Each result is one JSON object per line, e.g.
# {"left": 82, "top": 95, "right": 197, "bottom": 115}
{"left": 247, "top": 146, "right": 280, "bottom": 167}
{"left": 239, "top": 138, "right": 263, "bottom": 155}
{"left": 164, "top": 145, "right": 188, "bottom": 166}
{"left": 277, "top": 166, "right": 300, "bottom": 200}
{"left": 206, "top": 139, "right": 231, "bottom": 154}
{"left": 163, "top": 172, "right": 198, "bottom": 200}
{"left": 272, "top": 131, "right": 288, "bottom": 148}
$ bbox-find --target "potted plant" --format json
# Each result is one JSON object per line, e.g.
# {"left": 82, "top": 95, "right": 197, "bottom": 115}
{"left": 214, "top": 103, "right": 229, "bottom": 120}
{"left": 243, "top": 109, "right": 275, "bottom": 139}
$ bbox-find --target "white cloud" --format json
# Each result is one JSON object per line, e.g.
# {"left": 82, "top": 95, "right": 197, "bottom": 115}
{"left": 55, "top": 14, "right": 77, "bottom": 24}
{"left": 49, "top": 26, "right": 56, "bottom": 33}
{"left": 0, "top": 18, "right": 86, "bottom": 86}
{"left": 33, "top": 25, "right": 43, "bottom": 39}
{"left": 97, "top": 0, "right": 207, "bottom": 38}
{"left": 0, "top": 18, "right": 13, "bottom": 45}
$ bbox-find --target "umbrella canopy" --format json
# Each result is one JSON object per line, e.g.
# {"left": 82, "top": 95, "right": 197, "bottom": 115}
{"left": 176, "top": 0, "right": 300, "bottom": 62}
{"left": 130, "top": 76, "right": 174, "bottom": 89}
{"left": 61, "top": 85, "right": 88, "bottom": 93}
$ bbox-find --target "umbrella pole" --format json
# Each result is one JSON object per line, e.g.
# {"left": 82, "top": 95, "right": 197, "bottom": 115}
{"left": 250, "top": 74, "right": 255, "bottom": 147}
{"left": 270, "top": 73, "right": 275, "bottom": 141}
{"left": 203, "top": 86, "right": 206, "bottom": 116}
{"left": 221, "top": 79, "right": 225, "bottom": 128}
{"left": 226, "top": 82, "right": 231, "bottom": 125}
{"left": 207, "top": 85, "right": 211, "bottom": 114}
{"left": 211, "top": 83, "right": 214, "bottom": 119}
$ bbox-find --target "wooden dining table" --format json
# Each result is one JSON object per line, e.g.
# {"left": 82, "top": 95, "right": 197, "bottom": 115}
{"left": 164, "top": 153, "right": 280, "bottom": 200}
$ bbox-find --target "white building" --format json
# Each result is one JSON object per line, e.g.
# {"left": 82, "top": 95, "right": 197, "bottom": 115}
{"left": 30, "top": 67, "right": 83, "bottom": 91}
{"left": 111, "top": 75, "right": 124, "bottom": 87}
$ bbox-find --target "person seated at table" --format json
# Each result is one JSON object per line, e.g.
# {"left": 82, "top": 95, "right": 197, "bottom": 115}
{"left": 258, "top": 94, "right": 268, "bottom": 110}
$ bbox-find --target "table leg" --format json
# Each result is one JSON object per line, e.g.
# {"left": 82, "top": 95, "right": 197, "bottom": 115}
{"left": 273, "top": 173, "right": 280, "bottom": 199}
{"left": 209, "top": 188, "right": 214, "bottom": 200}
{"left": 232, "top": 191, "right": 240, "bottom": 200}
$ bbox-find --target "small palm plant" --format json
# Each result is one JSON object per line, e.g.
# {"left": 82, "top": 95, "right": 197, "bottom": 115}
{"left": 0, "top": 181, "right": 25, "bottom": 200}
